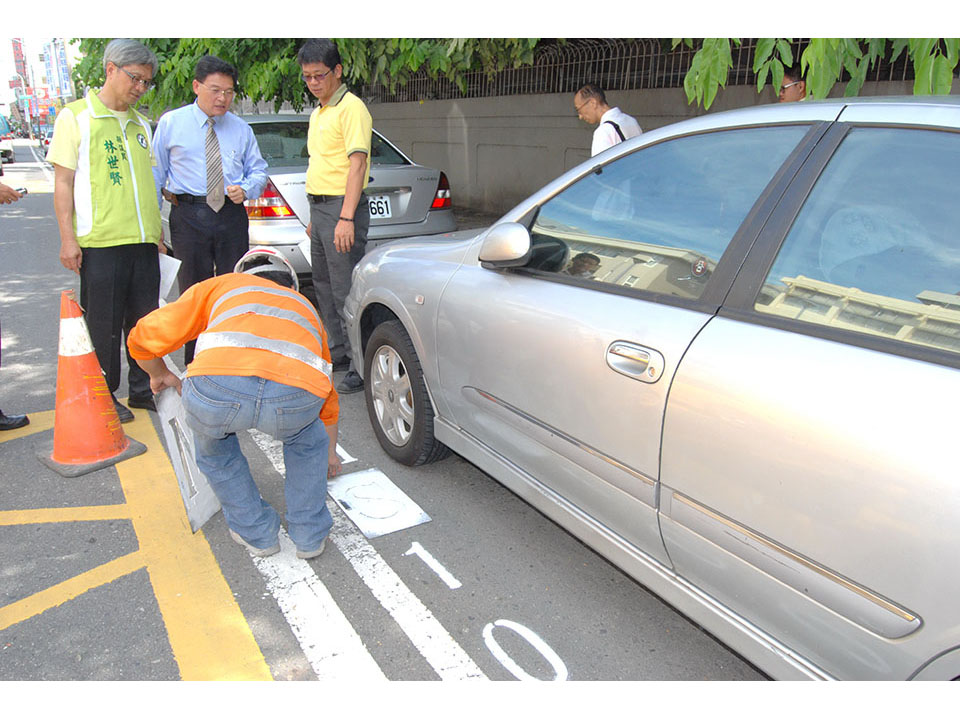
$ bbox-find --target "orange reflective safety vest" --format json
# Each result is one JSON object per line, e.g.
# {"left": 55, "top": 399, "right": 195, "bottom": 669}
{"left": 127, "top": 273, "right": 338, "bottom": 426}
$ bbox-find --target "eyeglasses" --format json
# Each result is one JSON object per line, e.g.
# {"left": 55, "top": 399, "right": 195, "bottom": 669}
{"left": 119, "top": 67, "right": 154, "bottom": 90}
{"left": 199, "top": 83, "right": 236, "bottom": 99}
{"left": 574, "top": 97, "right": 593, "bottom": 113}
{"left": 302, "top": 69, "right": 333, "bottom": 83}
{"left": 780, "top": 80, "right": 802, "bottom": 92}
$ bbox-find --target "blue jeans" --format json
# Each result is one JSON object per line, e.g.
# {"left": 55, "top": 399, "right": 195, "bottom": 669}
{"left": 182, "top": 375, "right": 332, "bottom": 552}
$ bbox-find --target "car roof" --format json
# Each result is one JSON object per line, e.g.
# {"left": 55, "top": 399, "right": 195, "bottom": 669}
{"left": 239, "top": 114, "right": 311, "bottom": 123}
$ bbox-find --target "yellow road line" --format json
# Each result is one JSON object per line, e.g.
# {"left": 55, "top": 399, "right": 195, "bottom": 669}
{"left": 0, "top": 552, "right": 145, "bottom": 631}
{"left": 0, "top": 405, "right": 271, "bottom": 680}
{"left": 119, "top": 413, "right": 272, "bottom": 680}
{"left": 0, "top": 505, "right": 131, "bottom": 525}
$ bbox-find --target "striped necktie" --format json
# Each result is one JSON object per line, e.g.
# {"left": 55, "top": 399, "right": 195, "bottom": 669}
{"left": 205, "top": 117, "right": 224, "bottom": 212}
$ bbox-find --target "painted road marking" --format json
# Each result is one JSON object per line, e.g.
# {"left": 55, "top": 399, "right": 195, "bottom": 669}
{"left": 403, "top": 542, "right": 463, "bottom": 590}
{"left": 243, "top": 429, "right": 384, "bottom": 680}
{"left": 336, "top": 444, "right": 357, "bottom": 464}
{"left": 249, "top": 429, "right": 488, "bottom": 681}
{"left": 252, "top": 531, "right": 387, "bottom": 680}
{"left": 482, "top": 619, "right": 569, "bottom": 681}
{"left": 28, "top": 144, "right": 55, "bottom": 183}
{"left": 0, "top": 409, "right": 272, "bottom": 680}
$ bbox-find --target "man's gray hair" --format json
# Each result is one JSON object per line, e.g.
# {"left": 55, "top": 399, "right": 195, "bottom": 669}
{"left": 102, "top": 39, "right": 158, "bottom": 75}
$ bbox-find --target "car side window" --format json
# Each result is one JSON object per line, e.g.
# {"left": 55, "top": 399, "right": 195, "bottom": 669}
{"left": 756, "top": 127, "right": 960, "bottom": 357}
{"left": 525, "top": 126, "right": 810, "bottom": 299}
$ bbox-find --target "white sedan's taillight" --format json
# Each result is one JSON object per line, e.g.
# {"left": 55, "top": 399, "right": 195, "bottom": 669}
{"left": 430, "top": 172, "right": 452, "bottom": 210}
{"left": 246, "top": 180, "right": 296, "bottom": 219}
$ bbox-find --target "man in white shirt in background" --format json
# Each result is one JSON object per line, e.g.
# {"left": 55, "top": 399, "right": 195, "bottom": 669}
{"left": 574, "top": 83, "right": 642, "bottom": 157}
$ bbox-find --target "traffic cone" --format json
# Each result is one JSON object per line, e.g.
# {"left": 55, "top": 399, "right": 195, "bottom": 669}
{"left": 37, "top": 290, "right": 147, "bottom": 477}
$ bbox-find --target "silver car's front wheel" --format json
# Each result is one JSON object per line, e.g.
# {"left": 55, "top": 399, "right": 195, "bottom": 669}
{"left": 369, "top": 343, "right": 415, "bottom": 446}
{"left": 363, "top": 320, "right": 449, "bottom": 466}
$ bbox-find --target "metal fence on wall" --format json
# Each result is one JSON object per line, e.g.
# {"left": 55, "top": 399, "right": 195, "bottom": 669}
{"left": 357, "top": 39, "right": 918, "bottom": 105}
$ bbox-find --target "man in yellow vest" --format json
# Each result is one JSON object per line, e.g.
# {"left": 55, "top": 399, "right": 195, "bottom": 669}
{"left": 127, "top": 249, "right": 341, "bottom": 560}
{"left": 48, "top": 38, "right": 165, "bottom": 423}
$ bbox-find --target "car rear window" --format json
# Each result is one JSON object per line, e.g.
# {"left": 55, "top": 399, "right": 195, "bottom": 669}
{"left": 251, "top": 122, "right": 408, "bottom": 169}
{"left": 251, "top": 122, "right": 310, "bottom": 168}
{"left": 756, "top": 126, "right": 960, "bottom": 357}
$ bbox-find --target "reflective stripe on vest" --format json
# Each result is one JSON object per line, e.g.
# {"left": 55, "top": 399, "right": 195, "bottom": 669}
{"left": 211, "top": 285, "right": 319, "bottom": 321}
{"left": 194, "top": 331, "right": 333, "bottom": 381}
{"left": 207, "top": 303, "right": 325, "bottom": 349}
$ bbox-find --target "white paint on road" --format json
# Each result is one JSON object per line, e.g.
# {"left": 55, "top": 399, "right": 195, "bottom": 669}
{"left": 482, "top": 619, "right": 569, "bottom": 681}
{"left": 336, "top": 443, "right": 357, "bottom": 464}
{"left": 252, "top": 530, "right": 387, "bottom": 680}
{"left": 404, "top": 542, "right": 463, "bottom": 590}
{"left": 27, "top": 143, "right": 55, "bottom": 183}
{"left": 248, "top": 429, "right": 488, "bottom": 681}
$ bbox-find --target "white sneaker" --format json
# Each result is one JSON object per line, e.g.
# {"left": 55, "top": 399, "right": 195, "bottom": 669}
{"left": 229, "top": 529, "right": 280, "bottom": 557}
{"left": 296, "top": 538, "right": 326, "bottom": 559}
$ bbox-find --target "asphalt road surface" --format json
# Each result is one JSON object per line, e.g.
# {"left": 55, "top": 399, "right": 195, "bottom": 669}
{"left": 0, "top": 139, "right": 765, "bottom": 685}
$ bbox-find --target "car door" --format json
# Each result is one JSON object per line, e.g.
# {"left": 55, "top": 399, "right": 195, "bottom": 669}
{"left": 659, "top": 109, "right": 960, "bottom": 679}
{"left": 435, "top": 123, "right": 816, "bottom": 565}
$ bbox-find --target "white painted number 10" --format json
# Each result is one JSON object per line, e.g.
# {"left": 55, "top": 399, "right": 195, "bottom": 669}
{"left": 405, "top": 542, "right": 569, "bottom": 680}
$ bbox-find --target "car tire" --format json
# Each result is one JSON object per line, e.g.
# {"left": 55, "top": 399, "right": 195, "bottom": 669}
{"left": 363, "top": 320, "right": 449, "bottom": 466}
{"left": 298, "top": 276, "right": 319, "bottom": 311}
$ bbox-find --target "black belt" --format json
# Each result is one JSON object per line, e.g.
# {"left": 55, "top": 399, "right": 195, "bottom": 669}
{"left": 308, "top": 193, "right": 344, "bottom": 203}
{"left": 174, "top": 193, "right": 239, "bottom": 205}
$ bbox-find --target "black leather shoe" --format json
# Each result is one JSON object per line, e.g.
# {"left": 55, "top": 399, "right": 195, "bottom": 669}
{"left": 0, "top": 411, "right": 29, "bottom": 431}
{"left": 127, "top": 393, "right": 157, "bottom": 412}
{"left": 112, "top": 395, "right": 134, "bottom": 424}
{"left": 336, "top": 370, "right": 364, "bottom": 394}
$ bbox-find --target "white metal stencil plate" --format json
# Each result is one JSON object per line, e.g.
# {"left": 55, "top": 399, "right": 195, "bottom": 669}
{"left": 328, "top": 468, "right": 430, "bottom": 538}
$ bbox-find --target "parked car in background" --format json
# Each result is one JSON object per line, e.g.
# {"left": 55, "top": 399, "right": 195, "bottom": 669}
{"left": 160, "top": 114, "right": 456, "bottom": 295}
{"left": 0, "top": 137, "right": 13, "bottom": 164}
{"left": 344, "top": 96, "right": 960, "bottom": 680}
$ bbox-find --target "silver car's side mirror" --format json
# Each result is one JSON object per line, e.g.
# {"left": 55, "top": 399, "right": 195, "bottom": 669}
{"left": 479, "top": 222, "right": 532, "bottom": 269}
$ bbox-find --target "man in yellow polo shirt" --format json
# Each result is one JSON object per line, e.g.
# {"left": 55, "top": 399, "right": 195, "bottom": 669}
{"left": 297, "top": 38, "right": 372, "bottom": 395}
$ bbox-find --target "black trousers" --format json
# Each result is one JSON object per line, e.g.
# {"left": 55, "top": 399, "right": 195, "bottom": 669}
{"left": 79, "top": 243, "right": 160, "bottom": 398}
{"left": 169, "top": 199, "right": 249, "bottom": 364}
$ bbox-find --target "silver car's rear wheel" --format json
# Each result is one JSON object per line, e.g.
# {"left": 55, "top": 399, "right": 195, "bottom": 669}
{"left": 363, "top": 320, "right": 449, "bottom": 466}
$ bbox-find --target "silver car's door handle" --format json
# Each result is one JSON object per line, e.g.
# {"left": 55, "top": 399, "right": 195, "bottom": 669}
{"left": 607, "top": 341, "right": 665, "bottom": 384}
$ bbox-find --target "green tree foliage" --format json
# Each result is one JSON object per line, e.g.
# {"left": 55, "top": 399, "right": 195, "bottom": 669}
{"left": 71, "top": 38, "right": 540, "bottom": 118}
{"left": 675, "top": 38, "right": 959, "bottom": 109}
{"left": 72, "top": 38, "right": 958, "bottom": 117}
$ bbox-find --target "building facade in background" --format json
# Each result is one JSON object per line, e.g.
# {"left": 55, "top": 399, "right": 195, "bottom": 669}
{"left": 5, "top": 37, "right": 74, "bottom": 136}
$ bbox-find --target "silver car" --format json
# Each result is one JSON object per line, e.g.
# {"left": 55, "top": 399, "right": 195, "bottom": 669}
{"left": 344, "top": 96, "right": 960, "bottom": 680}
{"left": 161, "top": 114, "right": 456, "bottom": 285}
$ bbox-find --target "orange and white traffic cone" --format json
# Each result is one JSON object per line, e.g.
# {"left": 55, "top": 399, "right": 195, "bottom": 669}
{"left": 37, "top": 290, "right": 147, "bottom": 477}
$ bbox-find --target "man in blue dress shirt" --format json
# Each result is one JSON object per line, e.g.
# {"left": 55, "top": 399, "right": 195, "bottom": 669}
{"left": 152, "top": 55, "right": 268, "bottom": 364}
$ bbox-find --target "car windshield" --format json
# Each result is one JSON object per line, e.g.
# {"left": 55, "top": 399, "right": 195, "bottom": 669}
{"left": 250, "top": 122, "right": 409, "bottom": 169}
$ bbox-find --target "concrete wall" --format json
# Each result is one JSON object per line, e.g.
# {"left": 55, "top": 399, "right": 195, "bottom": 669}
{"left": 368, "top": 80, "right": 919, "bottom": 215}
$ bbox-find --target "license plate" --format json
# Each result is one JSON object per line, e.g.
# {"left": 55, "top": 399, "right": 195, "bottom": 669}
{"left": 368, "top": 195, "right": 392, "bottom": 219}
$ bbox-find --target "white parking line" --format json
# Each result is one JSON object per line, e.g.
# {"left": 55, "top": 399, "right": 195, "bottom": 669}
{"left": 248, "top": 429, "right": 488, "bottom": 681}
{"left": 252, "top": 531, "right": 387, "bottom": 680}
{"left": 27, "top": 144, "right": 54, "bottom": 183}
{"left": 241, "top": 430, "right": 384, "bottom": 680}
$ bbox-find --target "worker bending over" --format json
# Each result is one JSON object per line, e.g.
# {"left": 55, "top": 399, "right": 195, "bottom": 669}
{"left": 128, "top": 248, "right": 340, "bottom": 559}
